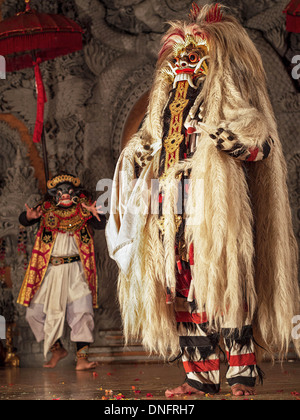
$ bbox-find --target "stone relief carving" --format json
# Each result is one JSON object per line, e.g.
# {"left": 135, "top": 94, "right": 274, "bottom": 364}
{"left": 0, "top": 0, "right": 299, "bottom": 363}
{"left": 100, "top": 0, "right": 194, "bottom": 35}
{"left": 0, "top": 122, "right": 19, "bottom": 190}
{"left": 0, "top": 140, "right": 42, "bottom": 361}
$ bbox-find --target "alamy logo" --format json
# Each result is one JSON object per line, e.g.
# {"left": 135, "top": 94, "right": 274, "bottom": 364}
{"left": 292, "top": 315, "right": 300, "bottom": 340}
{"left": 0, "top": 316, "right": 6, "bottom": 340}
{"left": 0, "top": 56, "right": 6, "bottom": 80}
{"left": 292, "top": 55, "right": 300, "bottom": 80}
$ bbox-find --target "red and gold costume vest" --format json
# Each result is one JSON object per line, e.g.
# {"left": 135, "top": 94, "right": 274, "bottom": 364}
{"left": 17, "top": 198, "right": 98, "bottom": 308}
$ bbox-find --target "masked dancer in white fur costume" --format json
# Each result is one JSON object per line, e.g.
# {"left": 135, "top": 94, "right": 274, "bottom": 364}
{"left": 106, "top": 3, "right": 300, "bottom": 397}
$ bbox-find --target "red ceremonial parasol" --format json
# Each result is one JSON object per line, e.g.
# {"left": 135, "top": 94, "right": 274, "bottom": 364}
{"left": 0, "top": 0, "right": 84, "bottom": 182}
{"left": 284, "top": 0, "right": 300, "bottom": 33}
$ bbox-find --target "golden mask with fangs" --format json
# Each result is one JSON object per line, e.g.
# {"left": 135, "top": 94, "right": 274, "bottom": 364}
{"left": 163, "top": 35, "right": 209, "bottom": 89}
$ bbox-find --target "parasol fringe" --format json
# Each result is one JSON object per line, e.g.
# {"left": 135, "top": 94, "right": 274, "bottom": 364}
{"left": 1, "top": 33, "right": 83, "bottom": 71}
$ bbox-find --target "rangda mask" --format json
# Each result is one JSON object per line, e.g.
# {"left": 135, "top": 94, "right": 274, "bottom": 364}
{"left": 164, "top": 33, "right": 209, "bottom": 89}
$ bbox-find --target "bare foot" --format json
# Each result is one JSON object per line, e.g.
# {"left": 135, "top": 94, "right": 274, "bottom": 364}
{"left": 231, "top": 384, "right": 256, "bottom": 397}
{"left": 75, "top": 358, "right": 99, "bottom": 371}
{"left": 43, "top": 347, "right": 68, "bottom": 368}
{"left": 165, "top": 383, "right": 205, "bottom": 398}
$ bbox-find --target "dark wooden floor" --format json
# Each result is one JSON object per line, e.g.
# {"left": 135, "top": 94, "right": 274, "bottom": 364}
{"left": 0, "top": 361, "right": 299, "bottom": 401}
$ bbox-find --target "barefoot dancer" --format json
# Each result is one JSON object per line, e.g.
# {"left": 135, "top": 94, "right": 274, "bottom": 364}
{"left": 106, "top": 3, "right": 299, "bottom": 397}
{"left": 18, "top": 174, "right": 106, "bottom": 370}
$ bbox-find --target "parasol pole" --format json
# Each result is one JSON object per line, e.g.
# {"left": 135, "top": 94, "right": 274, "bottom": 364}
{"left": 41, "top": 128, "right": 49, "bottom": 183}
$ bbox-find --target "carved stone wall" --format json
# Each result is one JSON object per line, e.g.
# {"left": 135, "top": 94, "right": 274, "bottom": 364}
{"left": 0, "top": 0, "right": 299, "bottom": 366}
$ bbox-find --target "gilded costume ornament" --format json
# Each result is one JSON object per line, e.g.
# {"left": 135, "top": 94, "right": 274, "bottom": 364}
{"left": 17, "top": 175, "right": 104, "bottom": 309}
{"left": 42, "top": 198, "right": 92, "bottom": 234}
{"left": 47, "top": 175, "right": 81, "bottom": 190}
{"left": 163, "top": 81, "right": 189, "bottom": 172}
{"left": 17, "top": 173, "right": 106, "bottom": 368}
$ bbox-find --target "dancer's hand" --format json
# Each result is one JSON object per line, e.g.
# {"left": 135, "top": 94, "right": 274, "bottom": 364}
{"left": 25, "top": 204, "right": 43, "bottom": 221}
{"left": 81, "top": 201, "right": 103, "bottom": 222}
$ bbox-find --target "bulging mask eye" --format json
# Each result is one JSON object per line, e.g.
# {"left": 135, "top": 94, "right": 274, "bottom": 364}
{"left": 57, "top": 190, "right": 62, "bottom": 197}
{"left": 188, "top": 52, "right": 199, "bottom": 64}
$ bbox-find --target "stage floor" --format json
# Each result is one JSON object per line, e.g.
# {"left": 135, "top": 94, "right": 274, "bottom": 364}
{"left": 0, "top": 361, "right": 299, "bottom": 401}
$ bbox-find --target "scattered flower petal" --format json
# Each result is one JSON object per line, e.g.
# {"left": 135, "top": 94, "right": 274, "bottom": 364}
{"left": 105, "top": 389, "right": 114, "bottom": 396}
{"left": 291, "top": 391, "right": 300, "bottom": 396}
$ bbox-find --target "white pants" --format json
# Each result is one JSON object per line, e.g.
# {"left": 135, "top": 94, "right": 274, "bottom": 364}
{"left": 26, "top": 293, "right": 94, "bottom": 355}
{"left": 26, "top": 233, "right": 95, "bottom": 358}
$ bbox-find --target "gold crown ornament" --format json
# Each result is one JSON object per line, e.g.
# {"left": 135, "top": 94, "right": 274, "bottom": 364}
{"left": 47, "top": 175, "right": 81, "bottom": 190}
{"left": 173, "top": 34, "right": 209, "bottom": 58}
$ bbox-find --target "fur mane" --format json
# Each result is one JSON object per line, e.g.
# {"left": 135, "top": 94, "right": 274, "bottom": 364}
{"left": 157, "top": 4, "right": 272, "bottom": 127}
{"left": 115, "top": 3, "right": 300, "bottom": 361}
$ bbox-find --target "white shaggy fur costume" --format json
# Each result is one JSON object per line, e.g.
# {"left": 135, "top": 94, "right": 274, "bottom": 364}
{"left": 106, "top": 4, "right": 300, "bottom": 363}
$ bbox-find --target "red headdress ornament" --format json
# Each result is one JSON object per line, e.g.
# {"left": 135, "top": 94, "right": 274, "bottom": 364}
{"left": 205, "top": 3, "right": 223, "bottom": 23}
{"left": 189, "top": 2, "right": 201, "bottom": 22}
{"left": 189, "top": 3, "right": 223, "bottom": 24}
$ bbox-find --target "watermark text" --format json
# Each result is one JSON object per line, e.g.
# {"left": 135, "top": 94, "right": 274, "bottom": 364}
{"left": 291, "top": 55, "right": 300, "bottom": 80}
{"left": 0, "top": 55, "right": 6, "bottom": 80}
{"left": 292, "top": 315, "right": 300, "bottom": 340}
{"left": 96, "top": 175, "right": 204, "bottom": 226}
{"left": 0, "top": 315, "right": 6, "bottom": 340}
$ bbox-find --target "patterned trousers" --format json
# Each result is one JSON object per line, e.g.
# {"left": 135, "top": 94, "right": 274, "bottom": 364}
{"left": 175, "top": 296, "right": 260, "bottom": 394}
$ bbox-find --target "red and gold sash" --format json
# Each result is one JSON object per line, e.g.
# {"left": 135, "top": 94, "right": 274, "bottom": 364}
{"left": 17, "top": 199, "right": 98, "bottom": 308}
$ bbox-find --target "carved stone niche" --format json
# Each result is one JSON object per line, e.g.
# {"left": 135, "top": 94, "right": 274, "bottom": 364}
{"left": 121, "top": 90, "right": 150, "bottom": 149}
{"left": 110, "top": 62, "right": 155, "bottom": 161}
